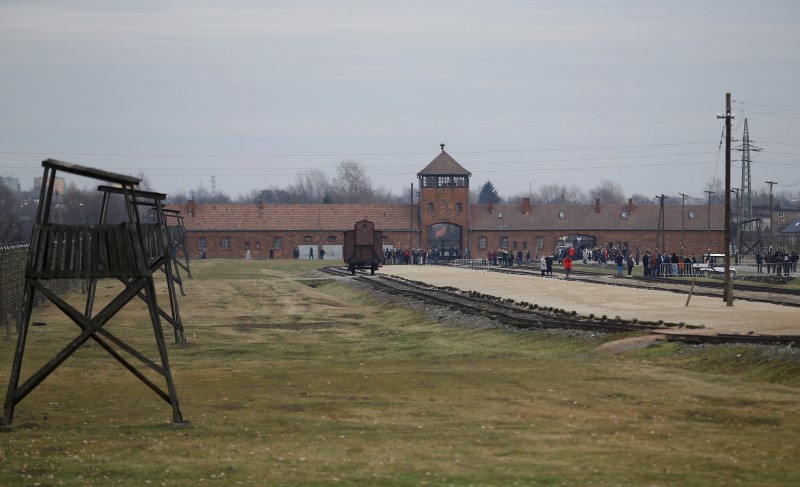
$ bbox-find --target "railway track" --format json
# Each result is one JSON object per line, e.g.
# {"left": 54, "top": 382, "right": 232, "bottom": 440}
{"left": 474, "top": 265, "right": 800, "bottom": 307}
{"left": 320, "top": 266, "right": 800, "bottom": 347}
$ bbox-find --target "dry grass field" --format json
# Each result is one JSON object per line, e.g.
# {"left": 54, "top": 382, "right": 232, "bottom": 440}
{"left": 1, "top": 259, "right": 799, "bottom": 486}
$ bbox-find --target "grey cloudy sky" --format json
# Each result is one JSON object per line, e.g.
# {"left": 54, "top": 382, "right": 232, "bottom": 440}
{"left": 1, "top": 0, "right": 799, "bottom": 203}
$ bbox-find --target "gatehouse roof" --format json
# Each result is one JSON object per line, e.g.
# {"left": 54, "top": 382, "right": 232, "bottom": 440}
{"left": 417, "top": 145, "right": 471, "bottom": 178}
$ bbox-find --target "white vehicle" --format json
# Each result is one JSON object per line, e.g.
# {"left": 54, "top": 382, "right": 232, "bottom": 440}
{"left": 693, "top": 253, "right": 737, "bottom": 276}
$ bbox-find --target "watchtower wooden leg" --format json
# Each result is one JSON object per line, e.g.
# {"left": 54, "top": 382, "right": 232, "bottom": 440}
{"left": 2, "top": 280, "right": 36, "bottom": 430}
{"left": 143, "top": 276, "right": 185, "bottom": 425}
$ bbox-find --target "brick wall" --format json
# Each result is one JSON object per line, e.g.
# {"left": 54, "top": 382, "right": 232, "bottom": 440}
{"left": 184, "top": 230, "right": 417, "bottom": 260}
{"left": 186, "top": 228, "right": 725, "bottom": 261}
{"left": 466, "top": 230, "right": 725, "bottom": 259}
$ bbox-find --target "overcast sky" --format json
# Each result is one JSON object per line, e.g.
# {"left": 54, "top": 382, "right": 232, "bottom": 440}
{"left": 1, "top": 1, "right": 799, "bottom": 203}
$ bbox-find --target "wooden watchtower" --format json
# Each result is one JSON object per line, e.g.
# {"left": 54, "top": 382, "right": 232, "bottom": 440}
{"left": 2, "top": 159, "right": 186, "bottom": 430}
{"left": 84, "top": 185, "right": 187, "bottom": 345}
{"left": 163, "top": 208, "right": 192, "bottom": 291}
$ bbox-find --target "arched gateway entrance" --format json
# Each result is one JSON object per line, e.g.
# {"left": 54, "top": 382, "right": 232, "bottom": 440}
{"left": 557, "top": 234, "right": 596, "bottom": 253}
{"left": 427, "top": 223, "right": 463, "bottom": 257}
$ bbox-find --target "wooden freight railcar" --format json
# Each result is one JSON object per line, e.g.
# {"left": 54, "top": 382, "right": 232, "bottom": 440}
{"left": 343, "top": 220, "right": 383, "bottom": 275}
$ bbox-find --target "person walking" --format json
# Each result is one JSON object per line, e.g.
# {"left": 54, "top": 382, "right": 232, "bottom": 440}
{"left": 540, "top": 255, "right": 547, "bottom": 276}
{"left": 563, "top": 255, "right": 573, "bottom": 278}
{"left": 627, "top": 254, "right": 634, "bottom": 276}
{"left": 615, "top": 252, "right": 624, "bottom": 277}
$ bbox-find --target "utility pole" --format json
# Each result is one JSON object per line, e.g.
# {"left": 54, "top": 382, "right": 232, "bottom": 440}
{"left": 678, "top": 193, "right": 688, "bottom": 253}
{"left": 705, "top": 190, "right": 715, "bottom": 254}
{"left": 766, "top": 180, "right": 777, "bottom": 253}
{"left": 409, "top": 183, "right": 414, "bottom": 249}
{"left": 731, "top": 187, "right": 739, "bottom": 263}
{"left": 655, "top": 194, "right": 667, "bottom": 252}
{"left": 717, "top": 92, "right": 734, "bottom": 306}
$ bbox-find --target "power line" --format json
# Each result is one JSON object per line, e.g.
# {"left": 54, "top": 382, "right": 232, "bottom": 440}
{"left": 4, "top": 158, "right": 799, "bottom": 177}
{"left": 741, "top": 110, "right": 800, "bottom": 120}
{"left": 0, "top": 141, "right": 720, "bottom": 159}
{"left": 734, "top": 100, "right": 800, "bottom": 115}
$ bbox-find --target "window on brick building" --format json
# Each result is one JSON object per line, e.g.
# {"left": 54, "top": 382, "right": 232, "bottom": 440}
{"left": 221, "top": 237, "right": 231, "bottom": 250}
{"left": 512, "top": 241, "right": 518, "bottom": 249}
{"left": 455, "top": 202, "right": 462, "bottom": 212}
{"left": 274, "top": 237, "right": 282, "bottom": 249}
{"left": 688, "top": 211, "right": 696, "bottom": 219}
{"left": 327, "top": 235, "right": 337, "bottom": 242}
{"left": 422, "top": 176, "right": 436, "bottom": 187}
{"left": 479, "top": 236, "right": 487, "bottom": 249}
{"left": 535, "top": 237, "right": 544, "bottom": 250}
{"left": 303, "top": 236, "right": 312, "bottom": 242}
{"left": 427, "top": 203, "right": 434, "bottom": 211}
{"left": 438, "top": 176, "right": 452, "bottom": 187}
{"left": 500, "top": 237, "right": 508, "bottom": 249}
{"left": 522, "top": 241, "right": 528, "bottom": 249}
{"left": 197, "top": 237, "right": 206, "bottom": 250}
{"left": 453, "top": 176, "right": 467, "bottom": 187}
{"left": 256, "top": 242, "right": 261, "bottom": 249}
{"left": 245, "top": 242, "right": 250, "bottom": 250}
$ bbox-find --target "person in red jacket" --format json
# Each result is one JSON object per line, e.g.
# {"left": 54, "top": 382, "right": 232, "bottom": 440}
{"left": 563, "top": 255, "right": 573, "bottom": 278}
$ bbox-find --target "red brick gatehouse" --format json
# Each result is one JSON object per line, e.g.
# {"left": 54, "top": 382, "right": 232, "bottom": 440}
{"left": 172, "top": 147, "right": 724, "bottom": 260}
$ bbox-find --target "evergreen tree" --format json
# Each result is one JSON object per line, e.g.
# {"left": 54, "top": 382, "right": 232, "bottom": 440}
{"left": 477, "top": 181, "right": 502, "bottom": 204}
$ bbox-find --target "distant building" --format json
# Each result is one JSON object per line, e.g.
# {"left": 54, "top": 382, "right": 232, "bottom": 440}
{"left": 33, "top": 175, "right": 66, "bottom": 198}
{"left": 172, "top": 147, "right": 725, "bottom": 259}
{"left": 1, "top": 176, "right": 21, "bottom": 192}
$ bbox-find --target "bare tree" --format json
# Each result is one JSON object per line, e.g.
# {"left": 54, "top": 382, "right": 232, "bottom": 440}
{"left": 630, "top": 193, "right": 654, "bottom": 204}
{"left": 333, "top": 160, "right": 374, "bottom": 203}
{"left": 703, "top": 178, "right": 725, "bottom": 203}
{"left": 289, "top": 169, "right": 331, "bottom": 203}
{"left": 535, "top": 183, "right": 586, "bottom": 203}
{"left": 589, "top": 179, "right": 626, "bottom": 204}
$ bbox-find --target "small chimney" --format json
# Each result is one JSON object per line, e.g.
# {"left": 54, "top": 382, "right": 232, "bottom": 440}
{"left": 595, "top": 198, "right": 601, "bottom": 213}
{"left": 628, "top": 198, "right": 634, "bottom": 214}
{"left": 488, "top": 202, "right": 493, "bottom": 214}
{"left": 187, "top": 199, "right": 196, "bottom": 217}
{"left": 522, "top": 197, "right": 531, "bottom": 214}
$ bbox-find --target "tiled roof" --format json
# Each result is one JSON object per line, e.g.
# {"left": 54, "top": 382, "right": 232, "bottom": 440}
{"left": 172, "top": 201, "right": 726, "bottom": 233}
{"left": 417, "top": 150, "right": 471, "bottom": 177}
{"left": 469, "top": 203, "right": 725, "bottom": 231}
{"left": 170, "top": 204, "right": 418, "bottom": 232}
{"left": 783, "top": 218, "right": 800, "bottom": 235}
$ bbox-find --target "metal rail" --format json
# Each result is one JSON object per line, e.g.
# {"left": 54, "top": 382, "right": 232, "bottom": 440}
{"left": 321, "top": 266, "right": 800, "bottom": 348}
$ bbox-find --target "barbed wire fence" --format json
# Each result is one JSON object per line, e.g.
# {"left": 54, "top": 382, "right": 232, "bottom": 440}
{"left": 1, "top": 243, "right": 82, "bottom": 341}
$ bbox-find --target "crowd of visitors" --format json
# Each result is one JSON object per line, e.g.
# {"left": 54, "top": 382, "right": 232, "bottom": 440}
{"left": 756, "top": 250, "right": 799, "bottom": 276}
